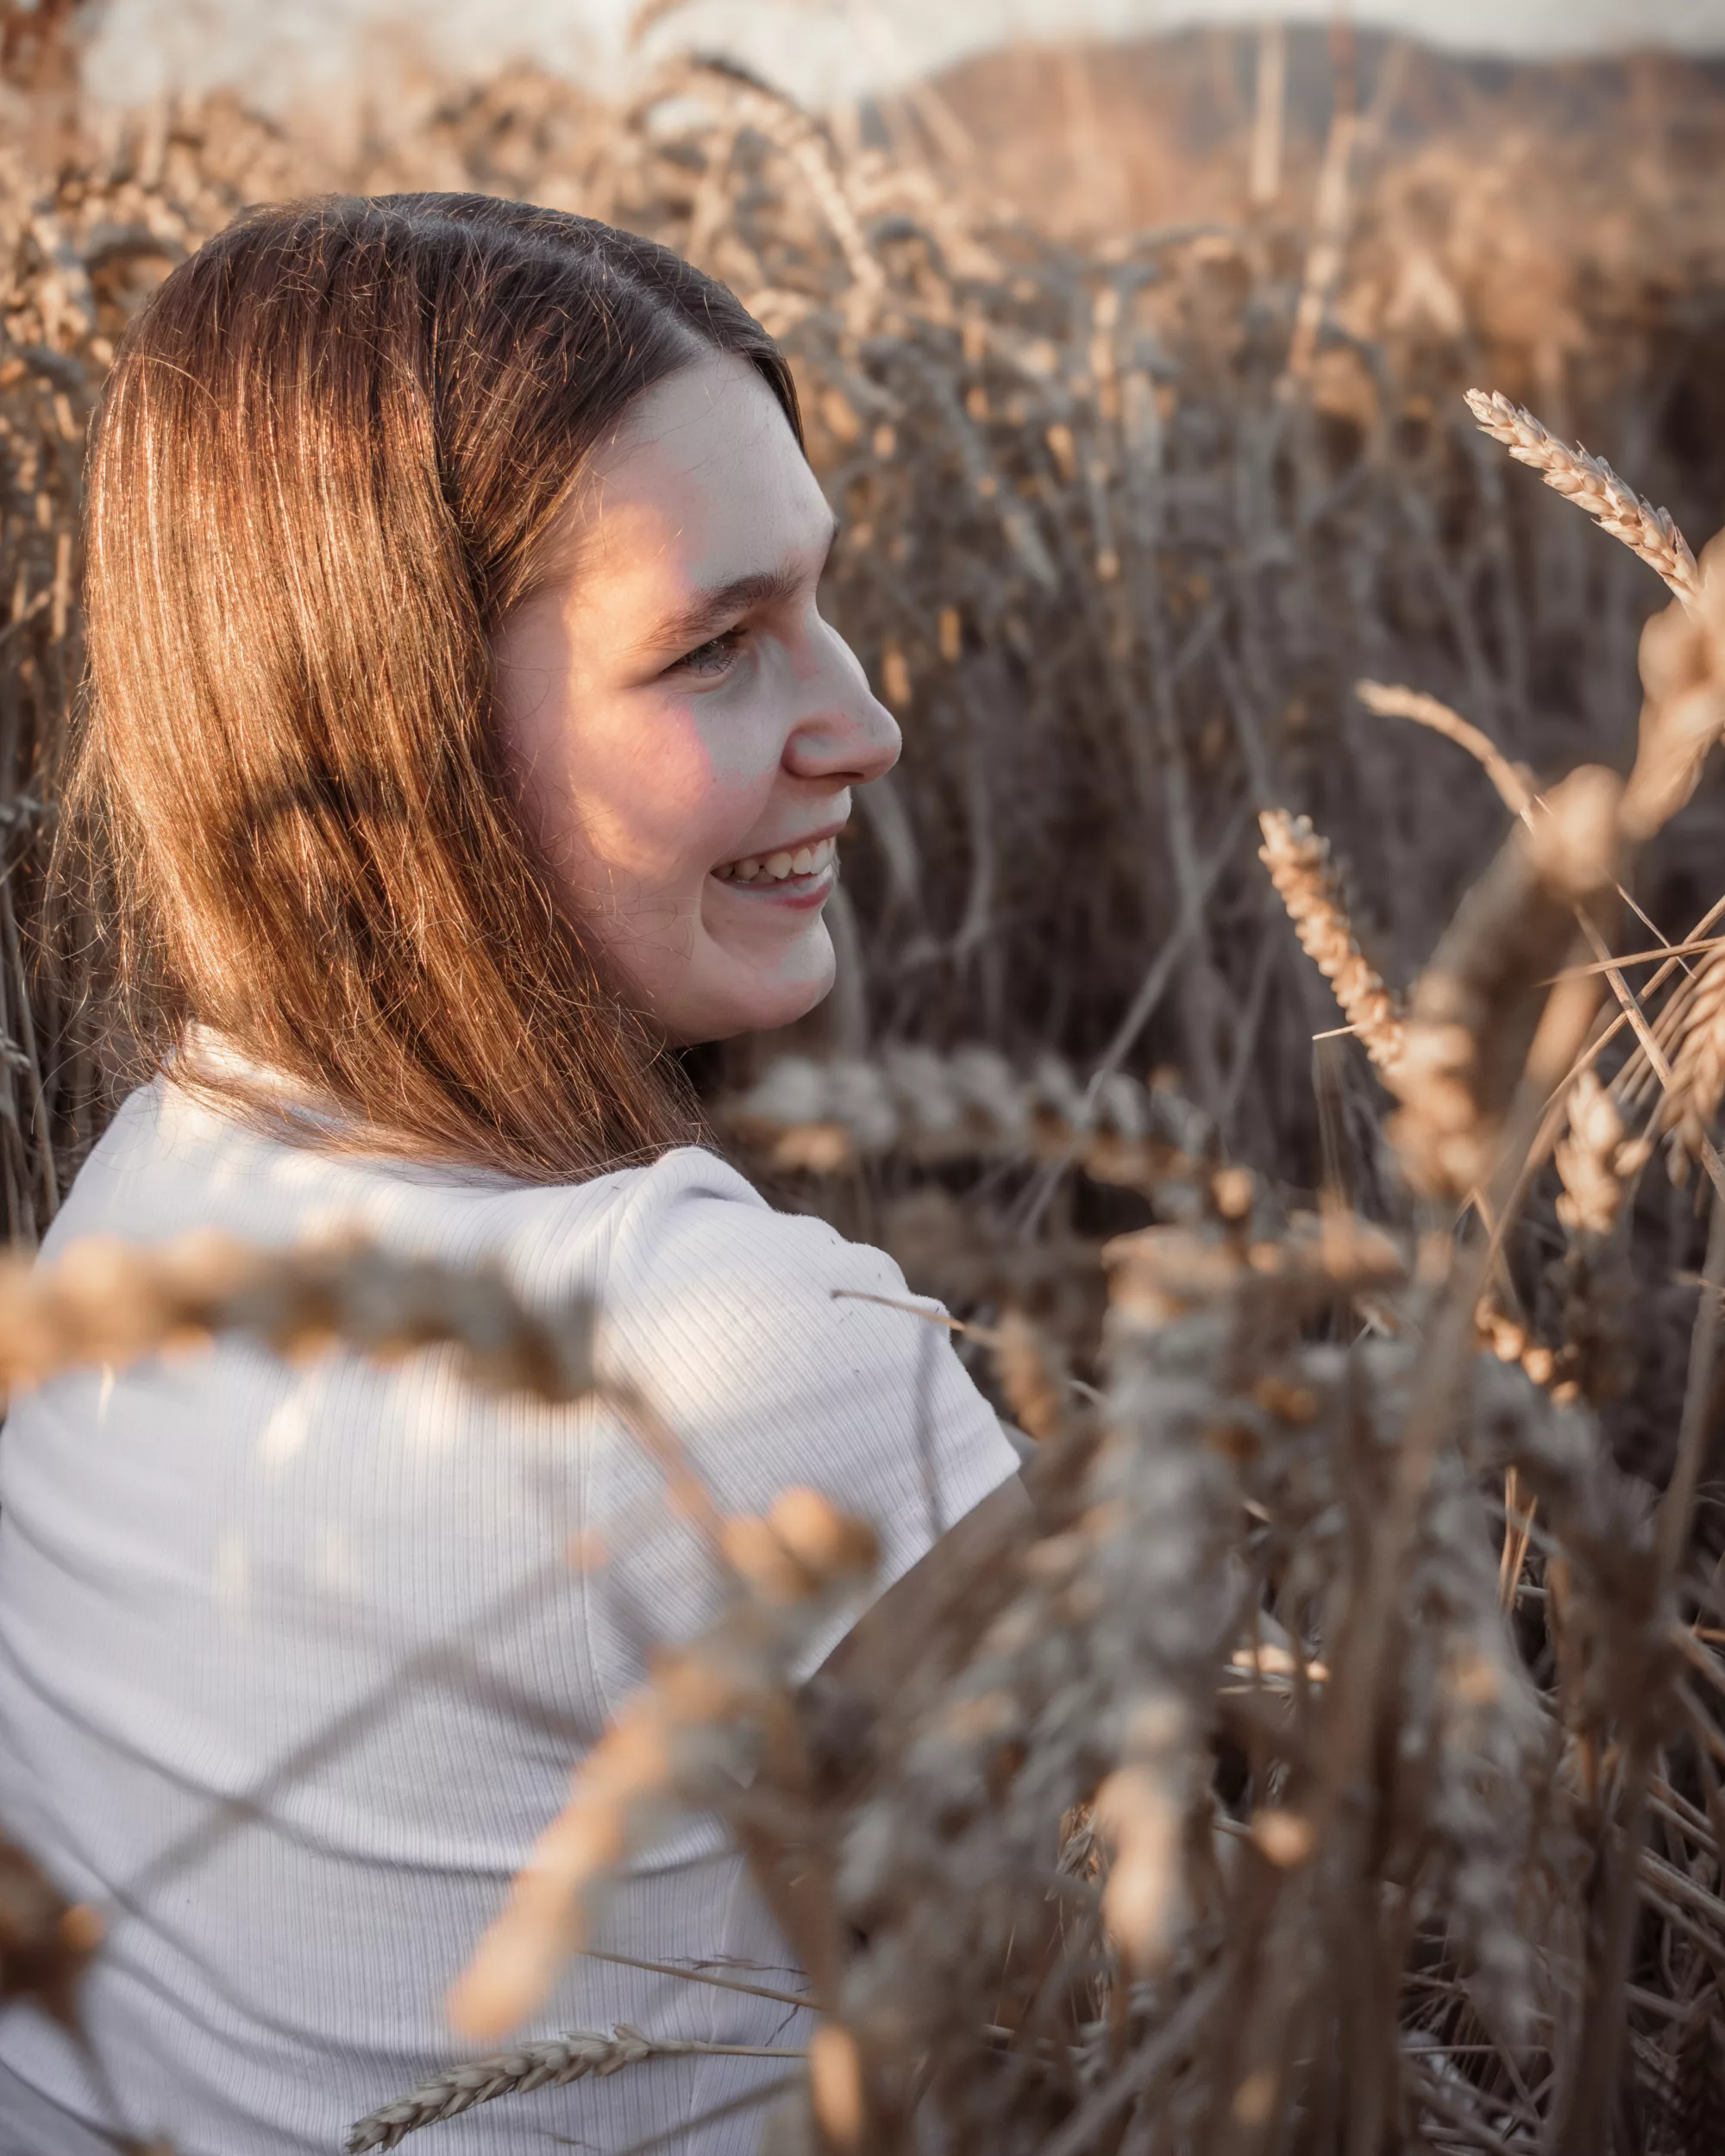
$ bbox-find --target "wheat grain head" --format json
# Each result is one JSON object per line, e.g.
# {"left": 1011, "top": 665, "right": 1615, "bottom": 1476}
{"left": 1258, "top": 809, "right": 1406, "bottom": 1072}
{"left": 1465, "top": 387, "right": 1701, "bottom": 610}
{"left": 1622, "top": 529, "right": 1725, "bottom": 843}
{"left": 1386, "top": 765, "right": 1622, "bottom": 1200}
{"left": 347, "top": 2026, "right": 806, "bottom": 2152}
{"left": 1662, "top": 949, "right": 1725, "bottom": 1181}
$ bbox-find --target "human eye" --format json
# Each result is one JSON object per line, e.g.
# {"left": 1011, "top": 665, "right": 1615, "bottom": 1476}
{"left": 668, "top": 627, "right": 747, "bottom": 680}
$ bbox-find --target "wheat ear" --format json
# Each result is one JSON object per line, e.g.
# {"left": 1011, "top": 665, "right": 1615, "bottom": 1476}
{"left": 347, "top": 2027, "right": 806, "bottom": 2151}
{"left": 1385, "top": 766, "right": 1622, "bottom": 1200}
{"left": 1662, "top": 948, "right": 1725, "bottom": 1180}
{"left": 1465, "top": 389, "right": 1701, "bottom": 611}
{"left": 989, "top": 1308, "right": 1069, "bottom": 1443}
{"left": 1555, "top": 1069, "right": 1647, "bottom": 1242}
{"left": 0, "top": 1232, "right": 597, "bottom": 1404}
{"left": 1257, "top": 809, "right": 1405, "bottom": 1071}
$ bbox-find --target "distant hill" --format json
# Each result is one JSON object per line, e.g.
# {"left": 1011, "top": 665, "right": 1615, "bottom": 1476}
{"left": 912, "top": 24, "right": 1725, "bottom": 241}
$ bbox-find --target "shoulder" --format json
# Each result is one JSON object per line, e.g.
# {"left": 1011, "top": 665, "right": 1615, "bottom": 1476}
{"left": 593, "top": 1146, "right": 1019, "bottom": 1549}
{"left": 596, "top": 1145, "right": 938, "bottom": 1389}
{"left": 601, "top": 1144, "right": 897, "bottom": 1307}
{"left": 582, "top": 1148, "right": 1020, "bottom": 1682}
{"left": 40, "top": 1079, "right": 177, "bottom": 1256}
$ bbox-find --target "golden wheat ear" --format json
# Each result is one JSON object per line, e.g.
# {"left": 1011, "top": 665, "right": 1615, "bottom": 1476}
{"left": 1659, "top": 947, "right": 1725, "bottom": 1184}
{"left": 1257, "top": 808, "right": 1405, "bottom": 1074}
{"left": 1465, "top": 388, "right": 1701, "bottom": 611}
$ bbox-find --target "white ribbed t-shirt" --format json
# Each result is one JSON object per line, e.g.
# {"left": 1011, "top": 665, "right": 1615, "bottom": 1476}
{"left": 0, "top": 1076, "right": 1019, "bottom": 2155}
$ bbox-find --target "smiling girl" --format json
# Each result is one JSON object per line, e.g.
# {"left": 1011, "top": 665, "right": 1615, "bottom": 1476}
{"left": 0, "top": 197, "right": 1022, "bottom": 2154}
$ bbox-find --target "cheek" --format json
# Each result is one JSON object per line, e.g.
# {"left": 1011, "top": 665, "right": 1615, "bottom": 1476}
{"left": 560, "top": 706, "right": 772, "bottom": 883}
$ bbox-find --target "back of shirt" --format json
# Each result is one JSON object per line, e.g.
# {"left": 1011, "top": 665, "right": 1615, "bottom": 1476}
{"left": 0, "top": 1080, "right": 1016, "bottom": 2154}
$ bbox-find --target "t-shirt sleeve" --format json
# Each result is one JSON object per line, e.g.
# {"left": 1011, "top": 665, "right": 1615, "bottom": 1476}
{"left": 586, "top": 1149, "right": 1020, "bottom": 1689}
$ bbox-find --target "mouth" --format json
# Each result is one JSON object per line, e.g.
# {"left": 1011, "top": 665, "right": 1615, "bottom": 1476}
{"left": 711, "top": 833, "right": 839, "bottom": 892}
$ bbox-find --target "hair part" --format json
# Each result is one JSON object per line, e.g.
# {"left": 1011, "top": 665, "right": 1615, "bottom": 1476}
{"left": 63, "top": 192, "right": 805, "bottom": 1182}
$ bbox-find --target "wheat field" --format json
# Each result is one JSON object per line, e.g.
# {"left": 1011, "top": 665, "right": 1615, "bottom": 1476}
{"left": 3, "top": 14, "right": 1725, "bottom": 2153}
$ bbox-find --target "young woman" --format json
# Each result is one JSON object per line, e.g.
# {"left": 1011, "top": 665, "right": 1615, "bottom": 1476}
{"left": 0, "top": 196, "right": 1023, "bottom": 2154}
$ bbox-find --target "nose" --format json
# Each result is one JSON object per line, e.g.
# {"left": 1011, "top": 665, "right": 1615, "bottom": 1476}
{"left": 782, "top": 623, "right": 901, "bottom": 785}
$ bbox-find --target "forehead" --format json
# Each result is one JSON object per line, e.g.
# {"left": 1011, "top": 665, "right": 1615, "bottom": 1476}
{"left": 571, "top": 352, "right": 829, "bottom": 602}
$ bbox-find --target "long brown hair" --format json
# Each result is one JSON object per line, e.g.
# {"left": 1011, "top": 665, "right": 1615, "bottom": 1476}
{"left": 66, "top": 191, "right": 804, "bottom": 1182}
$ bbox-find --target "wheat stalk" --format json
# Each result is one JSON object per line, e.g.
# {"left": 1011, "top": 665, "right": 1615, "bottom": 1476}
{"left": 1355, "top": 680, "right": 1536, "bottom": 820}
{"left": 448, "top": 1489, "right": 875, "bottom": 2045}
{"left": 0, "top": 1232, "right": 596, "bottom": 1404}
{"left": 1257, "top": 809, "right": 1406, "bottom": 1071}
{"left": 346, "top": 2025, "right": 806, "bottom": 2151}
{"left": 1465, "top": 388, "right": 1702, "bottom": 610}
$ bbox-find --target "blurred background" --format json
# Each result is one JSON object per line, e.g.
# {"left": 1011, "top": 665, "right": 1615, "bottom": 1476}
{"left": 62, "top": 2, "right": 1725, "bottom": 115}
{"left": 0, "top": 0, "right": 1722, "bottom": 1240}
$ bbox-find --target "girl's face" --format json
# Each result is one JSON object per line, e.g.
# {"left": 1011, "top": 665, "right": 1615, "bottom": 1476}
{"left": 492, "top": 352, "right": 900, "bottom": 1045}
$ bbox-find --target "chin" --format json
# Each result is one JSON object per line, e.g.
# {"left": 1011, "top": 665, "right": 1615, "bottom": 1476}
{"left": 674, "top": 951, "right": 837, "bottom": 1045}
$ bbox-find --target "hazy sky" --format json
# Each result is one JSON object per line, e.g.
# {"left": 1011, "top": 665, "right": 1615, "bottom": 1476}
{"left": 83, "top": 0, "right": 1725, "bottom": 112}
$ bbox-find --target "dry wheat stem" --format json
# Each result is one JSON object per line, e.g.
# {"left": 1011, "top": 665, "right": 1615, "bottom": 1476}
{"left": 1406, "top": 2057, "right": 1524, "bottom": 2156}
{"left": 1565, "top": 904, "right": 1695, "bottom": 1176}
{"left": 1614, "top": 970, "right": 1709, "bottom": 1114}
{"left": 1465, "top": 388, "right": 1702, "bottom": 609}
{"left": 1556, "top": 934, "right": 1725, "bottom": 979}
{"left": 1355, "top": 684, "right": 1686, "bottom": 1112}
{"left": 1659, "top": 1186, "right": 1725, "bottom": 1583}
{"left": 346, "top": 2027, "right": 806, "bottom": 2151}
{"left": 1281, "top": 103, "right": 1358, "bottom": 388}
{"left": 448, "top": 1488, "right": 875, "bottom": 2044}
{"left": 1328, "top": 963, "right": 1605, "bottom": 1851}
{"left": 1559, "top": 896, "right": 1725, "bottom": 1105}
{"left": 1035, "top": 1965, "right": 1226, "bottom": 2156}
{"left": 1355, "top": 679, "right": 1535, "bottom": 820}
{"left": 1559, "top": 1186, "right": 1725, "bottom": 2156}
{"left": 580, "top": 1946, "right": 819, "bottom": 2013}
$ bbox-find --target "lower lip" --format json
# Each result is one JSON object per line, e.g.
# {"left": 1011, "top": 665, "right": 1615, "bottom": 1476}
{"left": 708, "top": 863, "right": 837, "bottom": 912}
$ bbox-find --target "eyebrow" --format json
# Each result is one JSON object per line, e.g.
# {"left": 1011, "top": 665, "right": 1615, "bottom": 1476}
{"left": 637, "top": 516, "right": 840, "bottom": 661}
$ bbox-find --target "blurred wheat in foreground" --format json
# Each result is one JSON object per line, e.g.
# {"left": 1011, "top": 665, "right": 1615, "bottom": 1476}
{"left": 3, "top": 16, "right": 1725, "bottom": 2154}
{"left": 0, "top": 426, "right": 1717, "bottom": 2153}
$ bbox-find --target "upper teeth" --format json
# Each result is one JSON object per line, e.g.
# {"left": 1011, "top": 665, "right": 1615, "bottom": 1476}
{"left": 714, "top": 836, "right": 837, "bottom": 885}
